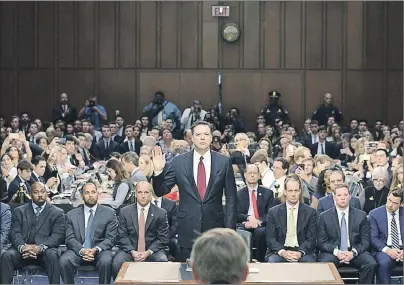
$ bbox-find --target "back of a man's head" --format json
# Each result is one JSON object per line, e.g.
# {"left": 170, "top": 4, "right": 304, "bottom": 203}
{"left": 191, "top": 228, "right": 249, "bottom": 284}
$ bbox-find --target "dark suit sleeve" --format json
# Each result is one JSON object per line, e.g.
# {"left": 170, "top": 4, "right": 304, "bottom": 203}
{"left": 352, "top": 213, "right": 370, "bottom": 255}
{"left": 236, "top": 191, "right": 248, "bottom": 223}
{"left": 298, "top": 209, "right": 317, "bottom": 254}
{"left": 261, "top": 190, "right": 274, "bottom": 227}
{"left": 169, "top": 204, "right": 178, "bottom": 238}
{"left": 7, "top": 183, "right": 18, "bottom": 202}
{"left": 65, "top": 213, "right": 84, "bottom": 255}
{"left": 152, "top": 160, "right": 177, "bottom": 197}
{"left": 266, "top": 209, "right": 284, "bottom": 253}
{"left": 52, "top": 107, "right": 61, "bottom": 122}
{"left": 41, "top": 209, "right": 66, "bottom": 248}
{"left": 1, "top": 204, "right": 11, "bottom": 250}
{"left": 148, "top": 212, "right": 169, "bottom": 253}
{"left": 97, "top": 210, "right": 119, "bottom": 251}
{"left": 368, "top": 213, "right": 385, "bottom": 252}
{"left": 224, "top": 156, "right": 237, "bottom": 229}
{"left": 116, "top": 209, "right": 135, "bottom": 253}
{"left": 352, "top": 197, "right": 362, "bottom": 210}
{"left": 317, "top": 199, "right": 325, "bottom": 214}
{"left": 10, "top": 208, "right": 26, "bottom": 248}
{"left": 317, "top": 213, "right": 337, "bottom": 254}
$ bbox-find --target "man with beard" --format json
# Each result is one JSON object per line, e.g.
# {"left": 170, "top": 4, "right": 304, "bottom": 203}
{"left": 60, "top": 182, "right": 118, "bottom": 284}
{"left": 52, "top": 93, "right": 78, "bottom": 123}
{"left": 0, "top": 182, "right": 65, "bottom": 284}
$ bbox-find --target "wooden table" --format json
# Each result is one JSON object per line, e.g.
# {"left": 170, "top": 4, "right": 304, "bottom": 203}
{"left": 115, "top": 262, "right": 343, "bottom": 284}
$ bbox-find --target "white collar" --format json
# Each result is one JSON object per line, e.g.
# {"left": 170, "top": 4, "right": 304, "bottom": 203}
{"left": 84, "top": 203, "right": 98, "bottom": 214}
{"left": 193, "top": 149, "right": 211, "bottom": 162}
{"left": 286, "top": 201, "right": 299, "bottom": 210}
{"left": 137, "top": 202, "right": 151, "bottom": 212}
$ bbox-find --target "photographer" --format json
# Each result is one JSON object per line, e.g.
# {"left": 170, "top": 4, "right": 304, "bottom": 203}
{"left": 143, "top": 91, "right": 181, "bottom": 133}
{"left": 78, "top": 96, "right": 107, "bottom": 131}
{"left": 224, "top": 107, "right": 245, "bottom": 134}
{"left": 180, "top": 100, "right": 206, "bottom": 132}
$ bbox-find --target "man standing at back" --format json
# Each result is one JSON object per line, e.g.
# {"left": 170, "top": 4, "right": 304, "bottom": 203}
{"left": 151, "top": 121, "right": 237, "bottom": 261}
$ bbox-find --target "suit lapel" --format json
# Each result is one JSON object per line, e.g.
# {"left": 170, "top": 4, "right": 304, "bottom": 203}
{"left": 145, "top": 205, "right": 155, "bottom": 232}
{"left": 77, "top": 206, "right": 85, "bottom": 241}
{"left": 204, "top": 151, "right": 219, "bottom": 201}
{"left": 400, "top": 207, "right": 404, "bottom": 242}
{"left": 380, "top": 207, "right": 388, "bottom": 239}
{"left": 25, "top": 205, "right": 34, "bottom": 238}
{"left": 348, "top": 208, "right": 355, "bottom": 244}
{"left": 331, "top": 208, "right": 341, "bottom": 240}
{"left": 256, "top": 187, "right": 264, "bottom": 216}
{"left": 279, "top": 204, "right": 287, "bottom": 236}
{"left": 35, "top": 203, "right": 51, "bottom": 234}
{"left": 90, "top": 206, "right": 102, "bottom": 239}
{"left": 296, "top": 203, "right": 306, "bottom": 234}
{"left": 184, "top": 151, "right": 201, "bottom": 201}
{"left": 242, "top": 189, "right": 250, "bottom": 214}
{"left": 132, "top": 204, "right": 139, "bottom": 234}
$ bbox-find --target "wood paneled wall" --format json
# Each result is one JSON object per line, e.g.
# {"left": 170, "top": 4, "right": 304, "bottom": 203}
{"left": 0, "top": 1, "right": 402, "bottom": 129}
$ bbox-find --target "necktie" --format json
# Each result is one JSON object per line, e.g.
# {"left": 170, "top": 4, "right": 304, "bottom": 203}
{"left": 251, "top": 190, "right": 259, "bottom": 219}
{"left": 130, "top": 142, "right": 134, "bottom": 152}
{"left": 285, "top": 207, "right": 297, "bottom": 247}
{"left": 321, "top": 144, "right": 325, "bottom": 154}
{"left": 105, "top": 141, "right": 109, "bottom": 150}
{"left": 154, "top": 200, "right": 159, "bottom": 207}
{"left": 39, "top": 176, "right": 44, "bottom": 183}
{"left": 197, "top": 156, "right": 206, "bottom": 199}
{"left": 340, "top": 212, "right": 348, "bottom": 251}
{"left": 83, "top": 209, "right": 94, "bottom": 248}
{"left": 35, "top": 206, "right": 41, "bottom": 218}
{"left": 391, "top": 212, "right": 400, "bottom": 249}
{"left": 138, "top": 208, "right": 146, "bottom": 252}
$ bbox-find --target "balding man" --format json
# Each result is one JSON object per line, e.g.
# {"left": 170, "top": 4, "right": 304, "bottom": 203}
{"left": 191, "top": 228, "right": 249, "bottom": 284}
{"left": 0, "top": 182, "right": 65, "bottom": 284}
{"left": 311, "top": 93, "right": 343, "bottom": 126}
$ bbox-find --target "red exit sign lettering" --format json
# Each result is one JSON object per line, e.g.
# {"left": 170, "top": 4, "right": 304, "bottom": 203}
{"left": 212, "top": 6, "right": 230, "bottom": 17}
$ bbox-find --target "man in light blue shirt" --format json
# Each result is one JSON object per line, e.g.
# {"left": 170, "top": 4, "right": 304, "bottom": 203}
{"left": 78, "top": 96, "right": 107, "bottom": 131}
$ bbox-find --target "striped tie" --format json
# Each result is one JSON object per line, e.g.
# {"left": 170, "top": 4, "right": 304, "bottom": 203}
{"left": 391, "top": 212, "right": 400, "bottom": 249}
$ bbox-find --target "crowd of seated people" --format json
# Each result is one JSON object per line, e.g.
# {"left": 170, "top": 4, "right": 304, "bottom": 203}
{"left": 0, "top": 89, "right": 403, "bottom": 284}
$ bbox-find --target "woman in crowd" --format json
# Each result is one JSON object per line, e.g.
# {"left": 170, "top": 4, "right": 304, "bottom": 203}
{"left": 105, "top": 159, "right": 132, "bottom": 209}
{"left": 311, "top": 168, "right": 332, "bottom": 209}
{"left": 314, "top": 154, "right": 333, "bottom": 176}
{"left": 359, "top": 166, "right": 390, "bottom": 214}
{"left": 160, "top": 128, "right": 174, "bottom": 155}
{"left": 390, "top": 163, "right": 403, "bottom": 190}
{"left": 1, "top": 153, "right": 17, "bottom": 189}
{"left": 139, "top": 155, "right": 154, "bottom": 182}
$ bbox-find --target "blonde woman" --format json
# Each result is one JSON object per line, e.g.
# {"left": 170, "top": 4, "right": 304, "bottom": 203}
{"left": 390, "top": 163, "right": 403, "bottom": 190}
{"left": 313, "top": 154, "right": 333, "bottom": 176}
{"left": 139, "top": 154, "right": 154, "bottom": 181}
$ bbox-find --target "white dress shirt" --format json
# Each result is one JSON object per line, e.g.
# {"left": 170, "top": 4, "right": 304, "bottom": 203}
{"left": 383, "top": 209, "right": 402, "bottom": 252}
{"left": 152, "top": 197, "right": 162, "bottom": 208}
{"left": 193, "top": 150, "right": 211, "bottom": 187}
{"left": 247, "top": 185, "right": 259, "bottom": 217}
{"left": 311, "top": 134, "right": 319, "bottom": 144}
{"left": 261, "top": 167, "right": 275, "bottom": 189}
{"left": 137, "top": 202, "right": 150, "bottom": 221}
{"left": 84, "top": 204, "right": 98, "bottom": 229}
{"left": 317, "top": 141, "right": 326, "bottom": 155}
{"left": 334, "top": 207, "right": 351, "bottom": 255}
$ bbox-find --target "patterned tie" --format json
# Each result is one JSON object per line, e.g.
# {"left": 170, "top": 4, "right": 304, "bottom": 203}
{"left": 251, "top": 190, "right": 259, "bottom": 219}
{"left": 138, "top": 208, "right": 146, "bottom": 252}
{"left": 197, "top": 156, "right": 206, "bottom": 199}
{"left": 130, "top": 142, "right": 134, "bottom": 152}
{"left": 340, "top": 212, "right": 348, "bottom": 251}
{"left": 83, "top": 209, "right": 94, "bottom": 248}
{"left": 391, "top": 212, "right": 400, "bottom": 249}
{"left": 35, "top": 206, "right": 41, "bottom": 218}
{"left": 284, "top": 207, "right": 297, "bottom": 247}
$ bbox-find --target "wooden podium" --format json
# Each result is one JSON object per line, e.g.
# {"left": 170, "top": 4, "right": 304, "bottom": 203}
{"left": 115, "top": 262, "right": 344, "bottom": 284}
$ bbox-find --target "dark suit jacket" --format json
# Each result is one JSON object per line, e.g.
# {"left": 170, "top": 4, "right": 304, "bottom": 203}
{"left": 317, "top": 195, "right": 361, "bottom": 214}
{"left": 119, "top": 140, "right": 142, "bottom": 155}
{"left": 310, "top": 141, "right": 336, "bottom": 159}
{"left": 266, "top": 203, "right": 317, "bottom": 255}
{"left": 237, "top": 186, "right": 274, "bottom": 226}
{"left": 65, "top": 204, "right": 119, "bottom": 255}
{"left": 113, "top": 135, "right": 124, "bottom": 144}
{"left": 95, "top": 139, "right": 119, "bottom": 160}
{"left": 10, "top": 203, "right": 65, "bottom": 249}
{"left": 116, "top": 203, "right": 169, "bottom": 253}
{"left": 317, "top": 207, "right": 370, "bottom": 255}
{"left": 7, "top": 176, "right": 31, "bottom": 202}
{"left": 152, "top": 150, "right": 237, "bottom": 248}
{"left": 369, "top": 206, "right": 404, "bottom": 252}
{"left": 161, "top": 198, "right": 178, "bottom": 238}
{"left": 1, "top": 202, "right": 12, "bottom": 255}
{"left": 52, "top": 104, "right": 78, "bottom": 123}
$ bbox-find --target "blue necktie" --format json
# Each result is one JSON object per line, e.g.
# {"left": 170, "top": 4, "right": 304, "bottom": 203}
{"left": 83, "top": 209, "right": 94, "bottom": 248}
{"left": 340, "top": 212, "right": 348, "bottom": 251}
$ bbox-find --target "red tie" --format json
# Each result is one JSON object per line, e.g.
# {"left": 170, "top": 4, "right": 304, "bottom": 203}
{"left": 251, "top": 189, "right": 259, "bottom": 219}
{"left": 197, "top": 156, "right": 206, "bottom": 199}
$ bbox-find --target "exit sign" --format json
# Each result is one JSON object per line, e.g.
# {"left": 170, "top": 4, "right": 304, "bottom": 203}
{"left": 212, "top": 5, "right": 230, "bottom": 17}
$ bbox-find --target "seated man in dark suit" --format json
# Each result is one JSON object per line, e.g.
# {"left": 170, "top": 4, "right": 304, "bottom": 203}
{"left": 237, "top": 164, "right": 274, "bottom": 262}
{"left": 369, "top": 189, "right": 404, "bottom": 284}
{"left": 309, "top": 125, "right": 335, "bottom": 158}
{"left": 95, "top": 125, "right": 119, "bottom": 160}
{"left": 0, "top": 182, "right": 65, "bottom": 284}
{"left": 112, "top": 181, "right": 169, "bottom": 278}
{"left": 0, "top": 202, "right": 12, "bottom": 256}
{"left": 317, "top": 169, "right": 361, "bottom": 214}
{"left": 119, "top": 125, "right": 142, "bottom": 155}
{"left": 60, "top": 182, "right": 119, "bottom": 284}
{"left": 7, "top": 159, "right": 32, "bottom": 203}
{"left": 152, "top": 191, "right": 179, "bottom": 261}
{"left": 29, "top": 156, "right": 58, "bottom": 190}
{"left": 317, "top": 183, "right": 377, "bottom": 284}
{"left": 266, "top": 173, "right": 317, "bottom": 263}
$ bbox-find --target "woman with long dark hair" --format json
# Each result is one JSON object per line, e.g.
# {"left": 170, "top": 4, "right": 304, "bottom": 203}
{"left": 105, "top": 159, "right": 132, "bottom": 209}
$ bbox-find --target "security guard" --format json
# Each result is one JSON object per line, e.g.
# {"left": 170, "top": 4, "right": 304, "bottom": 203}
{"left": 311, "top": 93, "right": 343, "bottom": 126}
{"left": 261, "top": 90, "right": 290, "bottom": 126}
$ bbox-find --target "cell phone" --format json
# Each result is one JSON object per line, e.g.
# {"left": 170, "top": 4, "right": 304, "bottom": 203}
{"left": 298, "top": 164, "right": 305, "bottom": 170}
{"left": 50, "top": 170, "right": 58, "bottom": 178}
{"left": 360, "top": 154, "right": 370, "bottom": 161}
{"left": 59, "top": 138, "right": 67, "bottom": 144}
{"left": 95, "top": 172, "right": 102, "bottom": 184}
{"left": 9, "top": 133, "right": 19, "bottom": 140}
{"left": 340, "top": 148, "right": 347, "bottom": 154}
{"left": 366, "top": 141, "right": 378, "bottom": 148}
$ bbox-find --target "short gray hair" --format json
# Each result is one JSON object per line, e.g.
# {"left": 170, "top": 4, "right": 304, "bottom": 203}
{"left": 121, "top": 152, "right": 139, "bottom": 167}
{"left": 190, "top": 228, "right": 249, "bottom": 284}
{"left": 372, "top": 166, "right": 389, "bottom": 183}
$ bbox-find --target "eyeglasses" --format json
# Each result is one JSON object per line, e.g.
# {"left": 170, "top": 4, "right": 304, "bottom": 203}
{"left": 372, "top": 178, "right": 385, "bottom": 183}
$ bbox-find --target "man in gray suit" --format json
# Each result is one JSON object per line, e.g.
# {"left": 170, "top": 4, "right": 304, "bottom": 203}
{"left": 0, "top": 182, "right": 65, "bottom": 284}
{"left": 60, "top": 182, "right": 118, "bottom": 284}
{"left": 0, "top": 202, "right": 11, "bottom": 256}
{"left": 121, "top": 152, "right": 147, "bottom": 183}
{"left": 112, "top": 181, "right": 169, "bottom": 278}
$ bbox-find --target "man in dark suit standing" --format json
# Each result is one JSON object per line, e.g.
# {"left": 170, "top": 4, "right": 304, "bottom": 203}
{"left": 7, "top": 159, "right": 32, "bottom": 203}
{"left": 52, "top": 93, "right": 78, "bottom": 123}
{"left": 317, "top": 183, "right": 377, "bottom": 284}
{"left": 317, "top": 169, "right": 362, "bottom": 214}
{"left": 96, "top": 125, "right": 119, "bottom": 160}
{"left": 152, "top": 192, "right": 179, "bottom": 260}
{"left": 151, "top": 121, "right": 237, "bottom": 261}
{"left": 369, "top": 189, "right": 403, "bottom": 284}
{"left": 60, "top": 182, "right": 118, "bottom": 284}
{"left": 309, "top": 126, "right": 335, "bottom": 158}
{"left": 266, "top": 174, "right": 317, "bottom": 263}
{"left": 0, "top": 182, "right": 65, "bottom": 284}
{"left": 119, "top": 125, "right": 142, "bottom": 155}
{"left": 237, "top": 164, "right": 274, "bottom": 262}
{"left": 112, "top": 181, "right": 169, "bottom": 278}
{"left": 0, "top": 202, "right": 12, "bottom": 256}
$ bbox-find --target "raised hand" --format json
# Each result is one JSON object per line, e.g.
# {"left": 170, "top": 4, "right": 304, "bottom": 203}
{"left": 151, "top": 146, "right": 166, "bottom": 172}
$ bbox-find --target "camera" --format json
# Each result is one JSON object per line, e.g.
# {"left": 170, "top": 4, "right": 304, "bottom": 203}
{"left": 89, "top": 100, "right": 96, "bottom": 107}
{"left": 298, "top": 164, "right": 305, "bottom": 170}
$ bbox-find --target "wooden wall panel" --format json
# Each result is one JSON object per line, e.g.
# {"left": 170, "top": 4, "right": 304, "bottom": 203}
{"left": 0, "top": 1, "right": 402, "bottom": 129}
